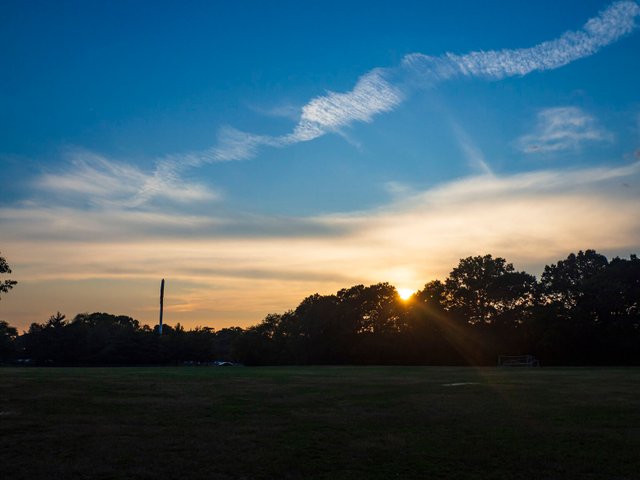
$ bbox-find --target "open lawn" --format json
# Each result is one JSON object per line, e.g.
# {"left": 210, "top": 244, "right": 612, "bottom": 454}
{"left": 1, "top": 366, "right": 639, "bottom": 479}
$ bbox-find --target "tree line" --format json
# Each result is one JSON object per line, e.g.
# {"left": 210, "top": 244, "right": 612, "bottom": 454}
{"left": 1, "top": 250, "right": 639, "bottom": 366}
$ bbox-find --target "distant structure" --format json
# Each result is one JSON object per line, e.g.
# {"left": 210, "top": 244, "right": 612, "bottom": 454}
{"left": 498, "top": 355, "right": 539, "bottom": 367}
{"left": 159, "top": 278, "right": 165, "bottom": 336}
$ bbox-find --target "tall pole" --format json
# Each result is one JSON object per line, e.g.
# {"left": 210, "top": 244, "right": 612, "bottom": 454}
{"left": 159, "top": 278, "right": 165, "bottom": 336}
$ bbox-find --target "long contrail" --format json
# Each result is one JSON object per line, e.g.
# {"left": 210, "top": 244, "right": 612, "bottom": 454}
{"left": 291, "top": 0, "right": 639, "bottom": 144}
{"left": 148, "top": 1, "right": 639, "bottom": 203}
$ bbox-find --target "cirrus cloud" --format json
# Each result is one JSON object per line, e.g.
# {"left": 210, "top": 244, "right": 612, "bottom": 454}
{"left": 37, "top": 149, "right": 219, "bottom": 209}
{"left": 517, "top": 107, "right": 612, "bottom": 153}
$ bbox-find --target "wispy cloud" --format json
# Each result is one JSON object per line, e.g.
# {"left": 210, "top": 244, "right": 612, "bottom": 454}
{"left": 517, "top": 107, "right": 611, "bottom": 153}
{"left": 441, "top": 0, "right": 639, "bottom": 79}
{"left": 170, "top": 1, "right": 639, "bottom": 168}
{"left": 35, "top": 2, "right": 638, "bottom": 208}
{"left": 248, "top": 103, "right": 301, "bottom": 121}
{"left": 404, "top": 0, "right": 640, "bottom": 82}
{"left": 37, "top": 149, "right": 219, "bottom": 208}
{"left": 4, "top": 161, "right": 640, "bottom": 329}
{"left": 291, "top": 69, "right": 405, "bottom": 141}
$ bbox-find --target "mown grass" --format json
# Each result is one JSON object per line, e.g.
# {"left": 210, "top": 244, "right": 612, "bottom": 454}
{"left": 1, "top": 366, "right": 639, "bottom": 479}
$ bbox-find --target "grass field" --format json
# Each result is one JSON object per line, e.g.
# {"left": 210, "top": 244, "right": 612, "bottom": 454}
{"left": 1, "top": 366, "right": 639, "bottom": 479}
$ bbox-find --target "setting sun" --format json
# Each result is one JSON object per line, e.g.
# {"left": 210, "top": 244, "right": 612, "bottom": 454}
{"left": 397, "top": 288, "right": 415, "bottom": 301}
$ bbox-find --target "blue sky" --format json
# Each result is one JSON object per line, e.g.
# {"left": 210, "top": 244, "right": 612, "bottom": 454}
{"left": 1, "top": 1, "right": 640, "bottom": 330}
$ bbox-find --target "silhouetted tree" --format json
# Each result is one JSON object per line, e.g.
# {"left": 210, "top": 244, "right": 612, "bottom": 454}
{"left": 184, "top": 327, "right": 217, "bottom": 362}
{"left": 0, "top": 252, "right": 17, "bottom": 300}
{"left": 540, "top": 250, "right": 609, "bottom": 311}
{"left": 233, "top": 318, "right": 281, "bottom": 365}
{"left": 536, "top": 250, "right": 610, "bottom": 363}
{"left": 294, "top": 293, "right": 345, "bottom": 363}
{"left": 358, "top": 283, "right": 404, "bottom": 334}
{"left": 444, "top": 255, "right": 537, "bottom": 327}
{"left": 23, "top": 312, "right": 69, "bottom": 363}
{"left": 349, "top": 283, "right": 406, "bottom": 363}
{"left": 71, "top": 312, "right": 143, "bottom": 364}
{"left": 580, "top": 255, "right": 640, "bottom": 363}
{"left": 11, "top": 250, "right": 640, "bottom": 366}
{"left": 0, "top": 320, "right": 18, "bottom": 361}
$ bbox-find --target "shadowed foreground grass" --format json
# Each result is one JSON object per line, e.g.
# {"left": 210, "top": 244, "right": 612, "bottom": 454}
{"left": 1, "top": 366, "right": 639, "bottom": 479}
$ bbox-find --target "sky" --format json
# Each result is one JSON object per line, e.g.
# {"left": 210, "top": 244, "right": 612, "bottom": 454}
{"left": 1, "top": 0, "right": 640, "bottom": 332}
